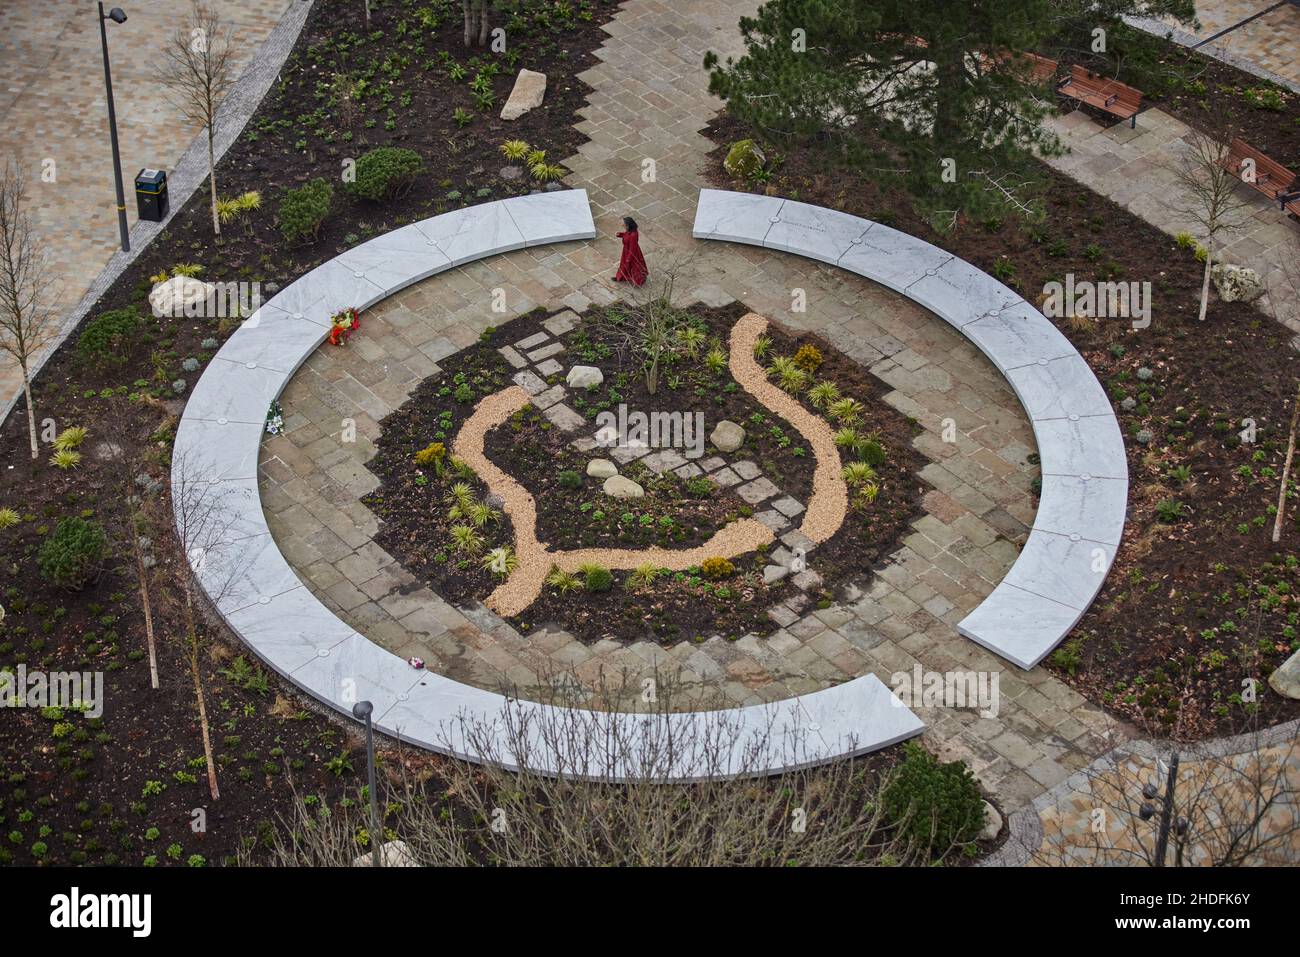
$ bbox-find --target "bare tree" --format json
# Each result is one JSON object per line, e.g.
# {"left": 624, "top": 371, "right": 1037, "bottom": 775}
{"left": 462, "top": 0, "right": 491, "bottom": 47}
{"left": 591, "top": 253, "right": 697, "bottom": 396}
{"left": 0, "top": 161, "right": 60, "bottom": 460}
{"left": 242, "top": 670, "right": 951, "bottom": 867}
{"left": 168, "top": 449, "right": 247, "bottom": 801}
{"left": 1171, "top": 126, "right": 1253, "bottom": 322}
{"left": 157, "top": 2, "right": 235, "bottom": 238}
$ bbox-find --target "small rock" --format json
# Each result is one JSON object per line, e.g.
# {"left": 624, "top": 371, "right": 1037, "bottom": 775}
{"left": 979, "top": 800, "right": 1002, "bottom": 841}
{"left": 723, "top": 139, "right": 766, "bottom": 179}
{"left": 603, "top": 475, "right": 644, "bottom": 499}
{"left": 566, "top": 365, "right": 604, "bottom": 389}
{"left": 500, "top": 68, "right": 547, "bottom": 121}
{"left": 587, "top": 458, "right": 617, "bottom": 479}
{"left": 499, "top": 165, "right": 523, "bottom": 181}
{"left": 352, "top": 839, "right": 418, "bottom": 867}
{"left": 1268, "top": 648, "right": 1300, "bottom": 700}
{"left": 710, "top": 419, "right": 745, "bottom": 453}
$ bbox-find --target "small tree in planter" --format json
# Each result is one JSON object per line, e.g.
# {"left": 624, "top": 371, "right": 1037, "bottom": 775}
{"left": 157, "top": 1, "right": 234, "bottom": 238}
{"left": 0, "top": 162, "right": 59, "bottom": 460}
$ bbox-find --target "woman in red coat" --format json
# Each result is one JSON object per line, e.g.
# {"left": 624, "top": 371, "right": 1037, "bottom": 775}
{"left": 613, "top": 216, "right": 648, "bottom": 286}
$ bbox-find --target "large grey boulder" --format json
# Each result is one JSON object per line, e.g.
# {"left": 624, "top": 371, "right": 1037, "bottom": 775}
{"left": 979, "top": 800, "right": 1003, "bottom": 841}
{"left": 587, "top": 458, "right": 617, "bottom": 479}
{"left": 566, "top": 365, "right": 604, "bottom": 389}
{"left": 1268, "top": 648, "right": 1300, "bottom": 700}
{"left": 1211, "top": 263, "right": 1265, "bottom": 303}
{"left": 501, "top": 69, "right": 547, "bottom": 121}
{"left": 710, "top": 419, "right": 745, "bottom": 453}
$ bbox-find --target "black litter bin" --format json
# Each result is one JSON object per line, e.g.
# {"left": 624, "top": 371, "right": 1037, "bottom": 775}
{"left": 135, "top": 168, "right": 168, "bottom": 222}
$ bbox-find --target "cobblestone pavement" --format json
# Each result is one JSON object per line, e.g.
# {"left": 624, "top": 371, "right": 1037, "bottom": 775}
{"left": 257, "top": 0, "right": 1127, "bottom": 811}
{"left": 0, "top": 0, "right": 294, "bottom": 418}
{"left": 1044, "top": 107, "right": 1300, "bottom": 336}
{"left": 1150, "top": 0, "right": 1300, "bottom": 88}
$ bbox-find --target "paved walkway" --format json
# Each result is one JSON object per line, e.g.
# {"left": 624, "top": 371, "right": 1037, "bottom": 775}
{"left": 1044, "top": 107, "right": 1300, "bottom": 336}
{"left": 0, "top": 0, "right": 295, "bottom": 419}
{"left": 256, "top": 0, "right": 1126, "bottom": 811}
{"left": 1143, "top": 0, "right": 1300, "bottom": 89}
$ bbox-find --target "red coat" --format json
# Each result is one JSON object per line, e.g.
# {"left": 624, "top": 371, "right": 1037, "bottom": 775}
{"left": 614, "top": 230, "right": 648, "bottom": 286}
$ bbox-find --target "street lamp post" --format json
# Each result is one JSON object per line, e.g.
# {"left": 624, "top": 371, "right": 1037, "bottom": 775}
{"left": 352, "top": 700, "right": 381, "bottom": 868}
{"left": 1139, "top": 751, "right": 1189, "bottom": 866}
{"left": 97, "top": 3, "right": 130, "bottom": 253}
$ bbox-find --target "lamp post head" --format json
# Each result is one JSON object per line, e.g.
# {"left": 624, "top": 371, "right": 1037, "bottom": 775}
{"left": 352, "top": 700, "right": 374, "bottom": 720}
{"left": 107, "top": 7, "right": 127, "bottom": 24}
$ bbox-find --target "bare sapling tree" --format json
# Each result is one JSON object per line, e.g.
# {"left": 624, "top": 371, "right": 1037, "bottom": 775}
{"left": 243, "top": 669, "right": 952, "bottom": 867}
{"left": 462, "top": 0, "right": 491, "bottom": 47}
{"left": 1171, "top": 125, "right": 1253, "bottom": 322}
{"left": 592, "top": 253, "right": 697, "bottom": 397}
{"left": 0, "top": 161, "right": 60, "bottom": 460}
{"left": 168, "top": 449, "right": 246, "bottom": 801}
{"left": 1268, "top": 244, "right": 1300, "bottom": 543}
{"left": 158, "top": 2, "right": 235, "bottom": 238}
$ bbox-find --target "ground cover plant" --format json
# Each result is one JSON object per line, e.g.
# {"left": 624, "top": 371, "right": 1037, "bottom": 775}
{"left": 362, "top": 301, "right": 929, "bottom": 644}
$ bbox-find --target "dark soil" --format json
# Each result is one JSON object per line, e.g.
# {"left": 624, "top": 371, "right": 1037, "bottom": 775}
{"left": 363, "top": 301, "right": 930, "bottom": 645}
{"left": 706, "top": 99, "right": 1300, "bottom": 738}
{"left": 0, "top": 0, "right": 620, "bottom": 867}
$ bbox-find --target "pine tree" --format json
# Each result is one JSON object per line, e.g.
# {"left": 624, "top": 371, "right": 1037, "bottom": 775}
{"left": 704, "top": 0, "right": 1192, "bottom": 228}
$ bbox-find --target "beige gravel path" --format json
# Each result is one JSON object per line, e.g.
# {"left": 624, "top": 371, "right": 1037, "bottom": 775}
{"left": 452, "top": 313, "right": 850, "bottom": 616}
{"left": 729, "top": 313, "right": 847, "bottom": 542}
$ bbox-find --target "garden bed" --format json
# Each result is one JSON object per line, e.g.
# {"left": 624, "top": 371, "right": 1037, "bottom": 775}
{"left": 363, "top": 300, "right": 930, "bottom": 645}
{"left": 705, "top": 110, "right": 1300, "bottom": 738}
{"left": 0, "top": 0, "right": 620, "bottom": 867}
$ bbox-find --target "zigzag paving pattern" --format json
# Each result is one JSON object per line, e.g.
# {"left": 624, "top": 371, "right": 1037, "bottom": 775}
{"left": 255, "top": 0, "right": 1132, "bottom": 807}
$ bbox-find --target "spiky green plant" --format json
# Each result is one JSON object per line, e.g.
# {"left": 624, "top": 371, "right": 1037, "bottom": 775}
{"left": 545, "top": 567, "right": 584, "bottom": 594}
{"left": 449, "top": 524, "right": 484, "bottom": 555}
{"left": 778, "top": 364, "right": 808, "bottom": 394}
{"left": 833, "top": 427, "right": 860, "bottom": 450}
{"left": 530, "top": 162, "right": 566, "bottom": 182}
{"left": 853, "top": 482, "right": 880, "bottom": 509}
{"left": 51, "top": 450, "right": 81, "bottom": 470}
{"left": 0, "top": 508, "right": 20, "bottom": 530}
{"left": 525, "top": 149, "right": 547, "bottom": 167}
{"left": 499, "top": 139, "right": 531, "bottom": 161}
{"left": 704, "top": 347, "right": 728, "bottom": 373}
{"left": 53, "top": 427, "right": 88, "bottom": 451}
{"left": 482, "top": 546, "right": 519, "bottom": 577}
{"left": 752, "top": 334, "right": 772, "bottom": 360}
{"left": 828, "top": 397, "right": 864, "bottom": 425}
{"left": 841, "top": 461, "right": 877, "bottom": 488}
{"left": 446, "top": 482, "right": 476, "bottom": 519}
{"left": 808, "top": 380, "right": 841, "bottom": 410}
{"left": 467, "top": 500, "right": 501, "bottom": 528}
{"left": 625, "top": 563, "right": 662, "bottom": 590}
{"left": 677, "top": 326, "right": 706, "bottom": 360}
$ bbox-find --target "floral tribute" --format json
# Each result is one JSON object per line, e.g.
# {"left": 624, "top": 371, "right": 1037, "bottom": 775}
{"left": 328, "top": 307, "right": 362, "bottom": 346}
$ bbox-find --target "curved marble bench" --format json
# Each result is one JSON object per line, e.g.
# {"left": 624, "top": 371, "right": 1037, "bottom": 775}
{"left": 172, "top": 188, "right": 924, "bottom": 780}
{"left": 693, "top": 189, "right": 1128, "bottom": 670}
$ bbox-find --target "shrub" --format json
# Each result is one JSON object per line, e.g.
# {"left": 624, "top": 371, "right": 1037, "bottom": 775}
{"left": 859, "top": 437, "right": 887, "bottom": 467}
{"left": 499, "top": 139, "right": 531, "bottom": 161}
{"left": 50, "top": 450, "right": 81, "bottom": 470}
{"left": 76, "top": 307, "right": 139, "bottom": 366}
{"left": 793, "top": 343, "right": 823, "bottom": 372}
{"left": 413, "top": 442, "right": 446, "bottom": 470}
{"left": 700, "top": 556, "right": 735, "bottom": 580}
{"left": 881, "top": 743, "right": 984, "bottom": 855}
{"left": 279, "top": 178, "right": 333, "bottom": 242}
{"left": 558, "top": 469, "right": 583, "bottom": 490}
{"left": 545, "top": 567, "right": 584, "bottom": 594}
{"left": 0, "top": 508, "right": 19, "bottom": 530}
{"left": 580, "top": 564, "right": 613, "bottom": 593}
{"left": 38, "top": 518, "right": 108, "bottom": 590}
{"left": 54, "top": 427, "right": 88, "bottom": 451}
{"left": 347, "top": 147, "right": 424, "bottom": 201}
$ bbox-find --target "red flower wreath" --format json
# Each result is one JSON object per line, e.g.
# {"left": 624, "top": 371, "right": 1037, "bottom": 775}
{"left": 328, "top": 306, "right": 362, "bottom": 346}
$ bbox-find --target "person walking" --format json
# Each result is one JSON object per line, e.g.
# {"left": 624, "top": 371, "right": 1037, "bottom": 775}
{"left": 613, "top": 216, "right": 648, "bottom": 286}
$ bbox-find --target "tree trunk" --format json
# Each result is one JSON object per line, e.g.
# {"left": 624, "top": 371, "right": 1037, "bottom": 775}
{"left": 1198, "top": 244, "right": 1213, "bottom": 322}
{"left": 478, "top": 0, "right": 490, "bottom": 46}
{"left": 183, "top": 584, "right": 220, "bottom": 801}
{"left": 463, "top": 0, "right": 474, "bottom": 46}
{"left": 208, "top": 128, "right": 220, "bottom": 238}
{"left": 22, "top": 369, "right": 37, "bottom": 460}
{"left": 1273, "top": 381, "right": 1300, "bottom": 543}
{"left": 364, "top": 0, "right": 370, "bottom": 26}
{"left": 131, "top": 517, "right": 159, "bottom": 689}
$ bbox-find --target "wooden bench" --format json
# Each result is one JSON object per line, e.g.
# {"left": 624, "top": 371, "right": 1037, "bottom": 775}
{"left": 1057, "top": 65, "right": 1143, "bottom": 128}
{"left": 1220, "top": 138, "right": 1300, "bottom": 216}
{"left": 977, "top": 50, "right": 1058, "bottom": 85}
